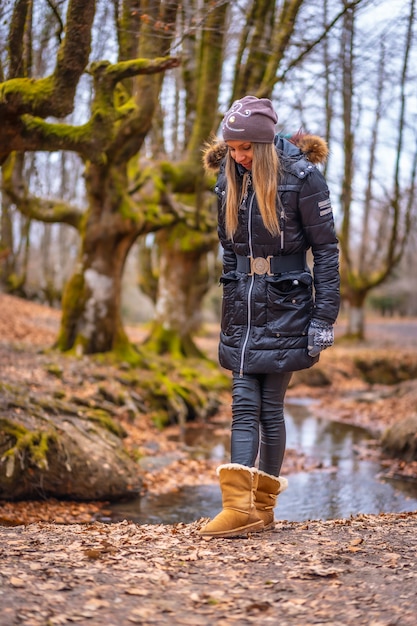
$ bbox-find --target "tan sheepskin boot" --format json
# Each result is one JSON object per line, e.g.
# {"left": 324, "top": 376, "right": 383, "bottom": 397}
{"left": 199, "top": 463, "right": 264, "bottom": 539}
{"left": 254, "top": 470, "right": 288, "bottom": 531}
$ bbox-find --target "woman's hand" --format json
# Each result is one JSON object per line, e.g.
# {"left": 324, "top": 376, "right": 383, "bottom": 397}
{"left": 307, "top": 319, "right": 334, "bottom": 357}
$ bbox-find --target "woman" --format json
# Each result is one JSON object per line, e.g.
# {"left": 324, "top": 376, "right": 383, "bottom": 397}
{"left": 199, "top": 95, "right": 340, "bottom": 539}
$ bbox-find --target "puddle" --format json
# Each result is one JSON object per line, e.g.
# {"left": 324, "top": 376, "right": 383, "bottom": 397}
{"left": 103, "top": 400, "right": 417, "bottom": 524}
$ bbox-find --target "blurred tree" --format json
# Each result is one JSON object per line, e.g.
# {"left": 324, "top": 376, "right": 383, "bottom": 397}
{"left": 337, "top": 0, "right": 417, "bottom": 338}
{"left": 0, "top": 0, "right": 34, "bottom": 295}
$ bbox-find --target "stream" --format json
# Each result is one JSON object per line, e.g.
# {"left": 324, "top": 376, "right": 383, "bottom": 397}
{"left": 103, "top": 399, "right": 417, "bottom": 525}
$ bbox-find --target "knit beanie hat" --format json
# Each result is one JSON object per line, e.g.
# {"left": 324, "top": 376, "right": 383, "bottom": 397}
{"left": 221, "top": 95, "right": 278, "bottom": 143}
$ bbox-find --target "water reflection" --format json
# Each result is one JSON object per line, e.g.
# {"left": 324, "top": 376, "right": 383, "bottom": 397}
{"left": 286, "top": 402, "right": 373, "bottom": 475}
{"left": 105, "top": 400, "right": 417, "bottom": 525}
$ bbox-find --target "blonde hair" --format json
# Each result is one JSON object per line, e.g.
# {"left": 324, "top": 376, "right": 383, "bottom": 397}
{"left": 224, "top": 143, "right": 281, "bottom": 239}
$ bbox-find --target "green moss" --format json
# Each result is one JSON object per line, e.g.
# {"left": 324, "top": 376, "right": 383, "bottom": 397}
{"left": 116, "top": 99, "right": 137, "bottom": 117}
{"left": 0, "top": 418, "right": 27, "bottom": 440}
{"left": 86, "top": 409, "right": 127, "bottom": 438}
{"left": 45, "top": 363, "right": 64, "bottom": 378}
{"left": 129, "top": 447, "right": 144, "bottom": 462}
{"left": 6, "top": 272, "right": 26, "bottom": 291}
{"left": 0, "top": 418, "right": 56, "bottom": 471}
{"left": 143, "top": 202, "right": 163, "bottom": 222}
{"left": 159, "top": 160, "right": 200, "bottom": 192}
{"left": 22, "top": 114, "right": 92, "bottom": 143}
{"left": 97, "top": 341, "right": 145, "bottom": 368}
{"left": 0, "top": 76, "right": 54, "bottom": 109}
{"left": 143, "top": 326, "right": 186, "bottom": 360}
{"left": 166, "top": 222, "right": 210, "bottom": 252}
{"left": 127, "top": 350, "right": 228, "bottom": 428}
{"left": 53, "top": 390, "right": 66, "bottom": 399}
{"left": 115, "top": 371, "right": 142, "bottom": 386}
{"left": 118, "top": 196, "right": 139, "bottom": 220}
{"left": 58, "top": 268, "right": 136, "bottom": 356}
{"left": 56, "top": 271, "right": 86, "bottom": 352}
{"left": 149, "top": 410, "right": 169, "bottom": 430}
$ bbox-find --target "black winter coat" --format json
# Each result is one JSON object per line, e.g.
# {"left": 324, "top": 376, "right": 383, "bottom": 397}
{"left": 204, "top": 134, "right": 340, "bottom": 375}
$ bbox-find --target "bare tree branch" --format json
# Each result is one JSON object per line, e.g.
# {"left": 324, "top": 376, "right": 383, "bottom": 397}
{"left": 276, "top": 0, "right": 365, "bottom": 84}
{"left": 2, "top": 155, "right": 83, "bottom": 229}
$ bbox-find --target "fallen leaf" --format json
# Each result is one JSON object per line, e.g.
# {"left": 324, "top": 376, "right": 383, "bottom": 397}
{"left": 125, "top": 588, "right": 150, "bottom": 596}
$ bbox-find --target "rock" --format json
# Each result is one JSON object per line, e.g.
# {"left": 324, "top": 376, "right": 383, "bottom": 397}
{"left": 291, "top": 366, "right": 331, "bottom": 387}
{"left": 0, "top": 383, "right": 142, "bottom": 501}
{"left": 381, "top": 414, "right": 417, "bottom": 462}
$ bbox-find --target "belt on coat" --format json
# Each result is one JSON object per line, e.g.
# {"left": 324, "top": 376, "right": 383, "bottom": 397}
{"left": 236, "top": 251, "right": 306, "bottom": 275}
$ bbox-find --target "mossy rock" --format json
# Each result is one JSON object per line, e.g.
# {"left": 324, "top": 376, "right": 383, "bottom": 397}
{"left": 381, "top": 414, "right": 417, "bottom": 462}
{"left": 354, "top": 353, "right": 417, "bottom": 385}
{"left": 0, "top": 383, "right": 141, "bottom": 501}
{"left": 291, "top": 366, "right": 331, "bottom": 388}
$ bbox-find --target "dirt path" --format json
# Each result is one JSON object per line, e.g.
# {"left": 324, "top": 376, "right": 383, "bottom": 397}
{"left": 1, "top": 512, "right": 416, "bottom": 626}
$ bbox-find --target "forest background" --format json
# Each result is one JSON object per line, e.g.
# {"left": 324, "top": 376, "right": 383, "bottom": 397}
{"left": 1, "top": 0, "right": 417, "bottom": 504}
{"left": 2, "top": 4, "right": 417, "bottom": 623}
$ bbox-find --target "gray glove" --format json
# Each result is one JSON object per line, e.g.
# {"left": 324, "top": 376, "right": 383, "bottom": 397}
{"left": 308, "top": 319, "right": 334, "bottom": 357}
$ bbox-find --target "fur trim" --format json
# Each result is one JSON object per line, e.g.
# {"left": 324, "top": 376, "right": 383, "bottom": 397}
{"left": 202, "top": 138, "right": 227, "bottom": 174}
{"left": 289, "top": 131, "right": 329, "bottom": 165}
{"left": 216, "top": 463, "right": 255, "bottom": 476}
{"left": 277, "top": 476, "right": 288, "bottom": 492}
{"left": 257, "top": 470, "right": 289, "bottom": 492}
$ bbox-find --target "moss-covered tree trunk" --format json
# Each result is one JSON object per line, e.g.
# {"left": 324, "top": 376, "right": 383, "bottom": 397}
{"left": 57, "top": 231, "right": 134, "bottom": 354}
{"left": 342, "top": 286, "right": 367, "bottom": 340}
{"left": 54, "top": 0, "right": 181, "bottom": 355}
{"left": 145, "top": 225, "right": 218, "bottom": 357}
{"left": 56, "top": 162, "right": 139, "bottom": 353}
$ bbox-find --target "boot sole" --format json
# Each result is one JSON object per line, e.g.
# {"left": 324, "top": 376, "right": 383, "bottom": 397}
{"left": 199, "top": 519, "right": 264, "bottom": 539}
{"left": 254, "top": 521, "right": 276, "bottom": 532}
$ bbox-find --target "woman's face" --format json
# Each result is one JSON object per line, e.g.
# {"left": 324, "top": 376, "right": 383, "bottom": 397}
{"left": 226, "top": 140, "right": 253, "bottom": 170}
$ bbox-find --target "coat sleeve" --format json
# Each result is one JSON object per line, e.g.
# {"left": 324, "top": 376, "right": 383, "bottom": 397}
{"left": 298, "top": 168, "right": 340, "bottom": 324}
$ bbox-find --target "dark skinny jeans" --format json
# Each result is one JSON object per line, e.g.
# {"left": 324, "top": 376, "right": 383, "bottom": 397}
{"left": 231, "top": 371, "right": 292, "bottom": 476}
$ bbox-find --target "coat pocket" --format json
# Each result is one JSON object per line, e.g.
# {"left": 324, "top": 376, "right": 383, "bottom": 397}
{"left": 266, "top": 271, "right": 313, "bottom": 334}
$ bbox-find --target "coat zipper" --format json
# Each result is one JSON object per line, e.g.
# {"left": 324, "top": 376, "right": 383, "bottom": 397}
{"left": 239, "top": 191, "right": 255, "bottom": 377}
{"left": 238, "top": 183, "right": 285, "bottom": 377}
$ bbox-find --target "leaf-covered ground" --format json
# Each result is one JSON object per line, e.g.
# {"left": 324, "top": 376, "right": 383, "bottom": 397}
{"left": 1, "top": 293, "right": 417, "bottom": 625}
{"left": 1, "top": 513, "right": 416, "bottom": 625}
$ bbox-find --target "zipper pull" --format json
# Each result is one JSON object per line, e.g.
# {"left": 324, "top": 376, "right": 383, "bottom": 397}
{"left": 280, "top": 209, "right": 285, "bottom": 249}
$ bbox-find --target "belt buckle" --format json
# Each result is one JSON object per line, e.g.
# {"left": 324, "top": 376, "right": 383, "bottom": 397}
{"left": 249, "top": 256, "right": 273, "bottom": 276}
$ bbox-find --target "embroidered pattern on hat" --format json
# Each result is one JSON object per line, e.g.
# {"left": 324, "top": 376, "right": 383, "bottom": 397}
{"left": 223, "top": 101, "right": 252, "bottom": 134}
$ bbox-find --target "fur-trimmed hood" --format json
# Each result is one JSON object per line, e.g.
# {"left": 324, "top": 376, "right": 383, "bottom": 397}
{"left": 203, "top": 132, "right": 328, "bottom": 173}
